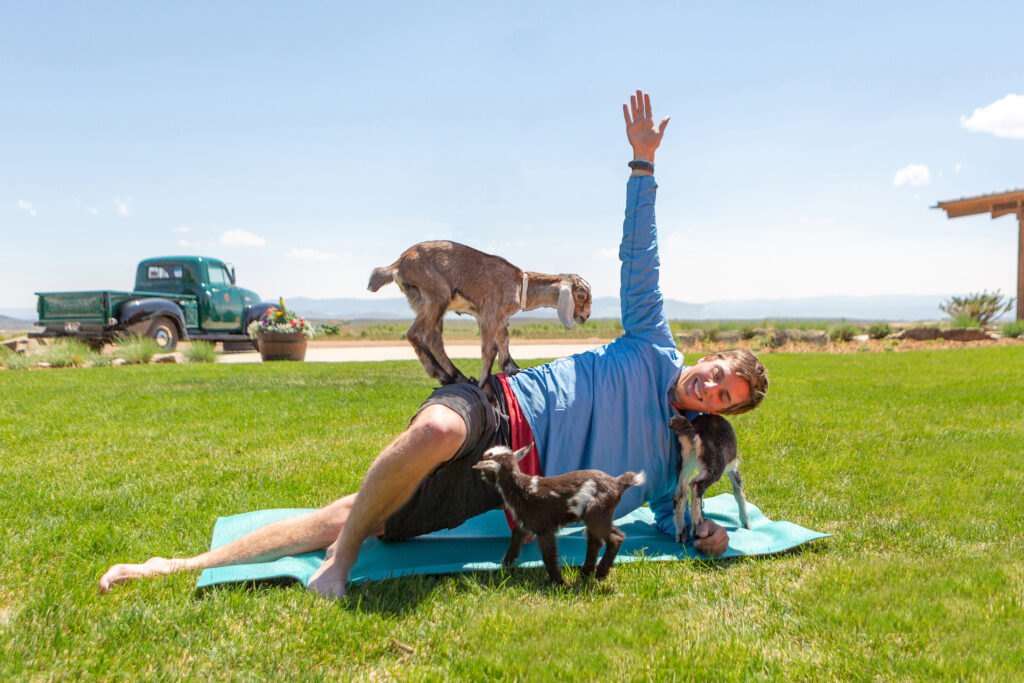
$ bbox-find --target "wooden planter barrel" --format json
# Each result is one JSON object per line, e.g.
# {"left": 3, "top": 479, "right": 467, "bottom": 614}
{"left": 256, "top": 331, "right": 308, "bottom": 361}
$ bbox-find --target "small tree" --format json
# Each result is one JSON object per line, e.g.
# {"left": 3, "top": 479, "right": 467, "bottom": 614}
{"left": 939, "top": 290, "right": 1015, "bottom": 326}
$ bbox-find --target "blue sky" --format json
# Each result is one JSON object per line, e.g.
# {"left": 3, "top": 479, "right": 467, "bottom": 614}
{"left": 3, "top": 2, "right": 1023, "bottom": 312}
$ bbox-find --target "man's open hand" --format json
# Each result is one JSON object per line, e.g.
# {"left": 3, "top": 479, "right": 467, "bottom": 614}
{"left": 622, "top": 89, "right": 670, "bottom": 162}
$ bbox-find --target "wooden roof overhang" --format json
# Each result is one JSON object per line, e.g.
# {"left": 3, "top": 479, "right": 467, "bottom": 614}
{"left": 933, "top": 188, "right": 1024, "bottom": 320}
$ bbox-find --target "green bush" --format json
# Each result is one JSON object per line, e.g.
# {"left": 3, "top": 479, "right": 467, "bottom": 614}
{"left": 0, "top": 346, "right": 35, "bottom": 370}
{"left": 114, "top": 336, "right": 162, "bottom": 364}
{"left": 828, "top": 322, "right": 859, "bottom": 342}
{"left": 939, "top": 289, "right": 1015, "bottom": 326}
{"left": 1001, "top": 320, "right": 1024, "bottom": 338}
{"left": 40, "top": 339, "right": 97, "bottom": 368}
{"left": 183, "top": 341, "right": 220, "bottom": 363}
{"left": 315, "top": 323, "right": 343, "bottom": 337}
{"left": 867, "top": 322, "right": 892, "bottom": 339}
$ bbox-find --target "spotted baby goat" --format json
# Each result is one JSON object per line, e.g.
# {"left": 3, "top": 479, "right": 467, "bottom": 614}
{"left": 669, "top": 414, "right": 751, "bottom": 544}
{"left": 472, "top": 444, "right": 645, "bottom": 584}
{"left": 368, "top": 240, "right": 592, "bottom": 387}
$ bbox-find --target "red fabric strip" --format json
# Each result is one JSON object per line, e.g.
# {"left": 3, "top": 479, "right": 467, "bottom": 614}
{"left": 495, "top": 373, "right": 541, "bottom": 531}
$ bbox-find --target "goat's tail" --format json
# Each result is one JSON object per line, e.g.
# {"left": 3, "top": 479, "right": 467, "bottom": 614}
{"left": 367, "top": 265, "right": 396, "bottom": 292}
{"left": 616, "top": 470, "right": 646, "bottom": 492}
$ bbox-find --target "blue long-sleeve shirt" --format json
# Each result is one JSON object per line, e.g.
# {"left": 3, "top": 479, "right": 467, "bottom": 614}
{"left": 507, "top": 175, "right": 688, "bottom": 537}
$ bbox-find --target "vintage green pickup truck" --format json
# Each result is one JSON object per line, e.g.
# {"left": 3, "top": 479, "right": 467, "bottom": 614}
{"left": 31, "top": 256, "right": 276, "bottom": 351}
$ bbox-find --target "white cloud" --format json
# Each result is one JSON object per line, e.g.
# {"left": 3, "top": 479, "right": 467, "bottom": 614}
{"left": 960, "top": 94, "right": 1024, "bottom": 138}
{"left": 17, "top": 199, "right": 37, "bottom": 216}
{"left": 113, "top": 197, "right": 132, "bottom": 216}
{"left": 594, "top": 247, "right": 617, "bottom": 259}
{"left": 220, "top": 229, "right": 266, "bottom": 247}
{"left": 892, "top": 164, "right": 931, "bottom": 187}
{"left": 173, "top": 226, "right": 191, "bottom": 233}
{"left": 286, "top": 247, "right": 340, "bottom": 261}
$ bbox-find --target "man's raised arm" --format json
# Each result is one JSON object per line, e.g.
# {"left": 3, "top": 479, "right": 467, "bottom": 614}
{"left": 619, "top": 90, "right": 674, "bottom": 342}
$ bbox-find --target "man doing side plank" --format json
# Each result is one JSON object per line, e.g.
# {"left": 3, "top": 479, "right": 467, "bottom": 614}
{"left": 99, "top": 90, "right": 769, "bottom": 598}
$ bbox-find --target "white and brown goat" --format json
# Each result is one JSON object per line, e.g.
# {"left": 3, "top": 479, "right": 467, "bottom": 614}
{"left": 368, "top": 240, "right": 591, "bottom": 386}
{"left": 669, "top": 414, "right": 750, "bottom": 543}
{"left": 472, "top": 444, "right": 645, "bottom": 584}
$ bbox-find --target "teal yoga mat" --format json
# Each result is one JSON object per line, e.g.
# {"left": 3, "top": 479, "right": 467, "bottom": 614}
{"left": 195, "top": 494, "right": 829, "bottom": 590}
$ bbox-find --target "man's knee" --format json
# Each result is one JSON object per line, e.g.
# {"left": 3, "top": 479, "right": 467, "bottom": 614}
{"left": 409, "top": 404, "right": 467, "bottom": 454}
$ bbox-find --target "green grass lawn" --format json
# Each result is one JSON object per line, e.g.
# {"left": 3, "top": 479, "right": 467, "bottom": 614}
{"left": 2, "top": 348, "right": 1022, "bottom": 679}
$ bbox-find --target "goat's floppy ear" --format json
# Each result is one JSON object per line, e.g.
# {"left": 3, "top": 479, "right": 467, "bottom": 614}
{"left": 472, "top": 460, "right": 501, "bottom": 473}
{"left": 513, "top": 443, "right": 534, "bottom": 462}
{"left": 557, "top": 283, "right": 575, "bottom": 329}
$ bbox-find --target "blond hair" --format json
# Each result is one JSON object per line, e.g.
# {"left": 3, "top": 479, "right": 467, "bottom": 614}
{"left": 704, "top": 349, "right": 768, "bottom": 415}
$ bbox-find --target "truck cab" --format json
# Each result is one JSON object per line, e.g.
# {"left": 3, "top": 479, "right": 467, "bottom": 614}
{"left": 135, "top": 257, "right": 260, "bottom": 332}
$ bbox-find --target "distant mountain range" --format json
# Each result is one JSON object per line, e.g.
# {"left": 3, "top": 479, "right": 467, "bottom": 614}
{"left": 0, "top": 293, "right": 965, "bottom": 326}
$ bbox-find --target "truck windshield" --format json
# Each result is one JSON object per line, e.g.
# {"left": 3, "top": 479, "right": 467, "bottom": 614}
{"left": 207, "top": 266, "right": 230, "bottom": 286}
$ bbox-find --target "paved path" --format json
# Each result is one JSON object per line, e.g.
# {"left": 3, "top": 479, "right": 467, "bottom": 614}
{"left": 216, "top": 341, "right": 609, "bottom": 364}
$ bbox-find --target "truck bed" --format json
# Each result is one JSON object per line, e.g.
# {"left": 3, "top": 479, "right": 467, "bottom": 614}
{"left": 36, "top": 290, "right": 199, "bottom": 329}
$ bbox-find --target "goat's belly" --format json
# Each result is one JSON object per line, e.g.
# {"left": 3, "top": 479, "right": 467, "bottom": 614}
{"left": 447, "top": 295, "right": 478, "bottom": 316}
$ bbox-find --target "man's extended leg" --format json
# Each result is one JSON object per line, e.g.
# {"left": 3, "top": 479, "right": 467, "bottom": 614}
{"left": 98, "top": 404, "right": 466, "bottom": 594}
{"left": 98, "top": 494, "right": 360, "bottom": 592}
{"left": 305, "top": 404, "right": 466, "bottom": 598}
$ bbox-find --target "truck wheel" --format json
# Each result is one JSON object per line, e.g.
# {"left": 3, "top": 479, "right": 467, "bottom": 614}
{"left": 147, "top": 317, "right": 178, "bottom": 352}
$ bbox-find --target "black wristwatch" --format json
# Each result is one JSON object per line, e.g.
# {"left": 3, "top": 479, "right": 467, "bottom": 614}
{"left": 628, "top": 159, "right": 654, "bottom": 172}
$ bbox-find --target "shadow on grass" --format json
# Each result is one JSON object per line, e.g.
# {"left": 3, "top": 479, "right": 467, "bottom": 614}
{"left": 193, "top": 541, "right": 827, "bottom": 616}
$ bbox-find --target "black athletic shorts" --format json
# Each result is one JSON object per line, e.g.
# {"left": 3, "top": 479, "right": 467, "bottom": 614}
{"left": 381, "top": 377, "right": 511, "bottom": 542}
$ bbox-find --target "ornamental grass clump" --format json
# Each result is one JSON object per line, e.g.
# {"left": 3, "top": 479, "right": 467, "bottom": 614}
{"left": 1001, "top": 320, "right": 1024, "bottom": 338}
{"left": 183, "top": 340, "right": 220, "bottom": 363}
{"left": 40, "top": 339, "right": 97, "bottom": 368}
{"left": 114, "top": 335, "right": 162, "bottom": 364}
{"left": 0, "top": 346, "right": 35, "bottom": 370}
{"left": 828, "top": 322, "right": 860, "bottom": 342}
{"left": 246, "top": 298, "right": 315, "bottom": 339}
{"left": 867, "top": 322, "right": 893, "bottom": 339}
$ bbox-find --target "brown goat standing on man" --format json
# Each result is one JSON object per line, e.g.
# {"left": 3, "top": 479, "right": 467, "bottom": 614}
{"left": 473, "top": 443, "right": 645, "bottom": 584}
{"left": 368, "top": 240, "right": 592, "bottom": 386}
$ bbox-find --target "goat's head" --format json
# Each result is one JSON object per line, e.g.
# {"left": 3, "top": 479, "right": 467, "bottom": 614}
{"left": 472, "top": 443, "right": 534, "bottom": 482}
{"left": 557, "top": 274, "right": 592, "bottom": 330}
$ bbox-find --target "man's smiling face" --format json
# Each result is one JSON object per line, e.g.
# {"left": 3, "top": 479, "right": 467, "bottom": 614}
{"left": 673, "top": 357, "right": 751, "bottom": 414}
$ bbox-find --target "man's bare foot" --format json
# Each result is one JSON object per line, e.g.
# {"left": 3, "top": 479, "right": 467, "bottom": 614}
{"left": 98, "top": 557, "right": 188, "bottom": 593}
{"left": 306, "top": 551, "right": 350, "bottom": 599}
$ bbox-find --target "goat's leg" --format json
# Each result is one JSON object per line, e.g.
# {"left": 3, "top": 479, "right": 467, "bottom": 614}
{"left": 688, "top": 473, "right": 716, "bottom": 541}
{"left": 409, "top": 303, "right": 466, "bottom": 385}
{"left": 406, "top": 312, "right": 453, "bottom": 383}
{"left": 674, "top": 453, "right": 697, "bottom": 543}
{"left": 476, "top": 318, "right": 503, "bottom": 387}
{"left": 726, "top": 463, "right": 750, "bottom": 529}
{"left": 534, "top": 532, "right": 564, "bottom": 585}
{"left": 502, "top": 525, "right": 528, "bottom": 567}
{"left": 496, "top": 324, "right": 520, "bottom": 376}
{"left": 424, "top": 309, "right": 469, "bottom": 385}
{"left": 580, "top": 530, "right": 604, "bottom": 578}
{"left": 595, "top": 526, "right": 625, "bottom": 581}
